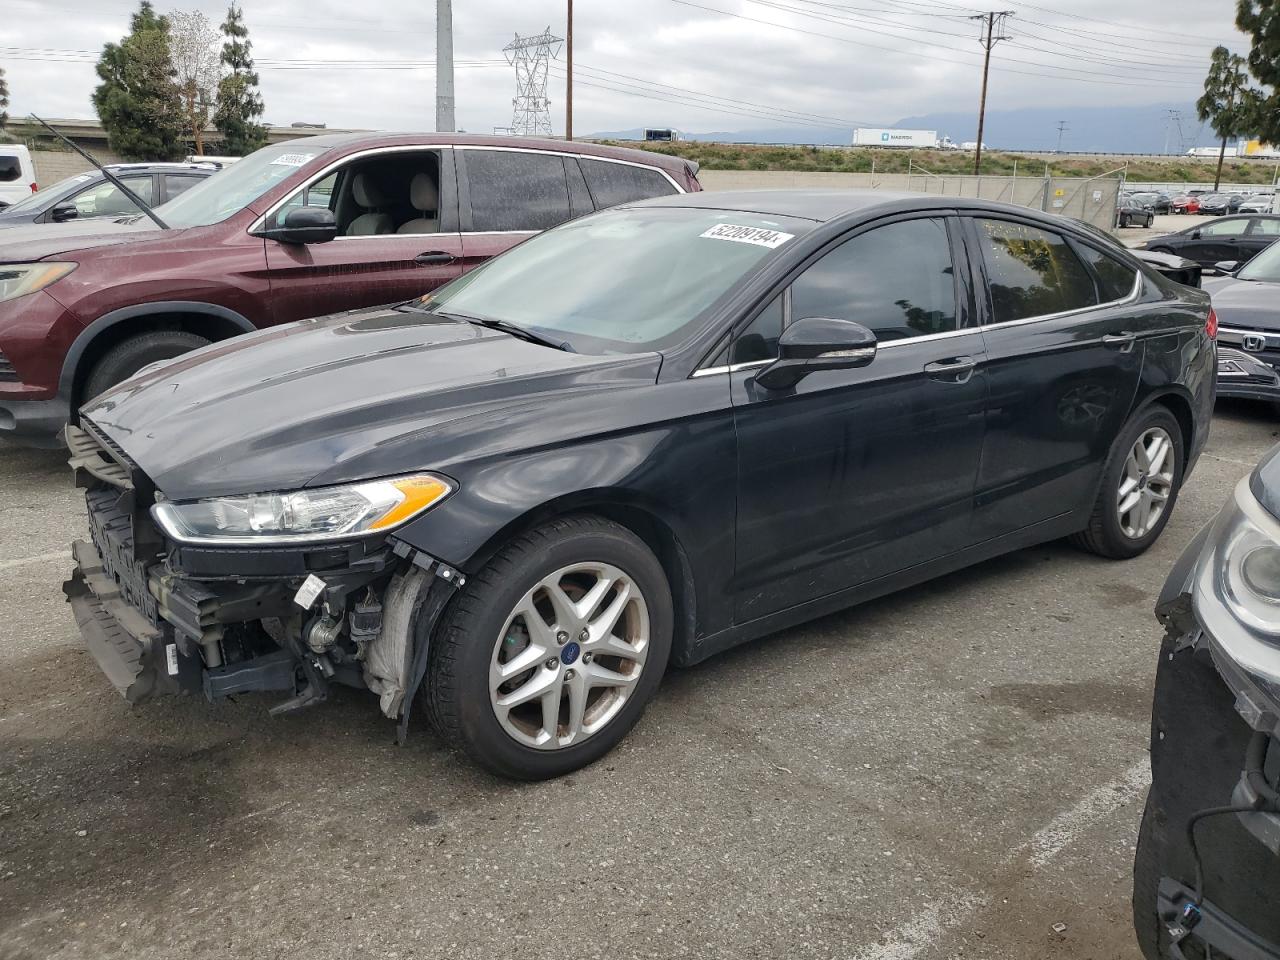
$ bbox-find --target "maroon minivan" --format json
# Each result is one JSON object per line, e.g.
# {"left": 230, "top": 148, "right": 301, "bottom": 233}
{"left": 0, "top": 133, "right": 701, "bottom": 446}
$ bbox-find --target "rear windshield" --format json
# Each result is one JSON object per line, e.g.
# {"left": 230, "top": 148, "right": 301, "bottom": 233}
{"left": 154, "top": 143, "right": 333, "bottom": 228}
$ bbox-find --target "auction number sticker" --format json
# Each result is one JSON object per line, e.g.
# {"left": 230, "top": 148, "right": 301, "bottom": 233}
{"left": 270, "top": 153, "right": 316, "bottom": 167}
{"left": 700, "top": 223, "right": 794, "bottom": 249}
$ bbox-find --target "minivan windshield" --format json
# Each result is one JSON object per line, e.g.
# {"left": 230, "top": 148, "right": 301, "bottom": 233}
{"left": 417, "top": 206, "right": 813, "bottom": 354}
{"left": 153, "top": 142, "right": 333, "bottom": 228}
{"left": 1237, "top": 241, "right": 1280, "bottom": 282}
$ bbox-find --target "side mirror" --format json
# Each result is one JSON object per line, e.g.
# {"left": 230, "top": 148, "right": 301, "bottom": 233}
{"left": 50, "top": 201, "right": 79, "bottom": 223}
{"left": 255, "top": 206, "right": 337, "bottom": 244}
{"left": 1189, "top": 229, "right": 1201, "bottom": 240}
{"left": 1214, "top": 260, "right": 1239, "bottom": 274}
{"left": 755, "top": 317, "right": 877, "bottom": 391}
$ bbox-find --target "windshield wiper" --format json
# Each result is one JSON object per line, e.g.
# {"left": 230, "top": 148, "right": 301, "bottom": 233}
{"left": 445, "top": 311, "right": 575, "bottom": 353}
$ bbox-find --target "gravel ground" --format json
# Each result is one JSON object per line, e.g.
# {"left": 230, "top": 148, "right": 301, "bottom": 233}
{"left": 1, "top": 400, "right": 1277, "bottom": 960}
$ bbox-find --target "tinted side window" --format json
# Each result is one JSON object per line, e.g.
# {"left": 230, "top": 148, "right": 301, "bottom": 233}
{"left": 0, "top": 156, "right": 20, "bottom": 182}
{"left": 790, "top": 218, "right": 957, "bottom": 342}
{"left": 466, "top": 150, "right": 570, "bottom": 232}
{"left": 164, "top": 174, "right": 202, "bottom": 201}
{"left": 1201, "top": 218, "right": 1249, "bottom": 237}
{"left": 974, "top": 219, "right": 1097, "bottom": 324}
{"left": 730, "top": 295, "right": 784, "bottom": 364}
{"left": 1250, "top": 217, "right": 1280, "bottom": 237}
{"left": 580, "top": 159, "right": 677, "bottom": 209}
{"left": 1073, "top": 242, "right": 1137, "bottom": 302}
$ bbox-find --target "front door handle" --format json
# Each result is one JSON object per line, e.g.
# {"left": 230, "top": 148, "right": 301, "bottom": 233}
{"left": 415, "top": 251, "right": 457, "bottom": 266}
{"left": 924, "top": 356, "right": 977, "bottom": 383}
{"left": 1102, "top": 332, "right": 1137, "bottom": 352}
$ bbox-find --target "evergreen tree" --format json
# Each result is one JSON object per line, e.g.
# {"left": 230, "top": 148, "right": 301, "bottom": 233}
{"left": 92, "top": 1, "right": 184, "bottom": 160}
{"left": 0, "top": 66, "right": 9, "bottom": 128}
{"left": 1237, "top": 0, "right": 1280, "bottom": 144}
{"left": 1196, "top": 46, "right": 1258, "bottom": 189}
{"left": 213, "top": 3, "right": 267, "bottom": 156}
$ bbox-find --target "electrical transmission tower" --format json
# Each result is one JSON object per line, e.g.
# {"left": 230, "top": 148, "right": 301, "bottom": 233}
{"left": 1055, "top": 120, "right": 1068, "bottom": 153}
{"left": 503, "top": 27, "right": 563, "bottom": 137}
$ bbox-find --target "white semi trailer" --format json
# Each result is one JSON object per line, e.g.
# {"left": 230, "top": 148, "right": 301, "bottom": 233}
{"left": 852, "top": 127, "right": 938, "bottom": 149}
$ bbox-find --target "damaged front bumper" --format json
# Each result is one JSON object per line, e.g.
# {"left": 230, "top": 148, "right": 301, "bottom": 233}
{"left": 62, "top": 423, "right": 463, "bottom": 740}
{"left": 1146, "top": 512, "right": 1280, "bottom": 959}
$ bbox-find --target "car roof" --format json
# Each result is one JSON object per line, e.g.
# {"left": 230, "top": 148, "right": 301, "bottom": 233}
{"left": 103, "top": 162, "right": 216, "bottom": 172}
{"left": 624, "top": 188, "right": 1087, "bottom": 225}
{"left": 274, "top": 131, "right": 695, "bottom": 176}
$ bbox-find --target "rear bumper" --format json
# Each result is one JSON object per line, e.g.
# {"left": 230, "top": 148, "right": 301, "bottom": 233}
{"left": 0, "top": 394, "right": 71, "bottom": 447}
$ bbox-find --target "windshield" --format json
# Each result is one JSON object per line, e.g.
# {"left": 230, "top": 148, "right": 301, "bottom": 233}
{"left": 153, "top": 142, "right": 333, "bottom": 228}
{"left": 1238, "top": 241, "right": 1280, "bottom": 282}
{"left": 418, "top": 206, "right": 813, "bottom": 354}
{"left": 2, "top": 172, "right": 94, "bottom": 214}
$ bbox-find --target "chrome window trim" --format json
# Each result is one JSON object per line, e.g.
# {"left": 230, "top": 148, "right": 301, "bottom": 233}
{"left": 250, "top": 143, "right": 685, "bottom": 235}
{"left": 691, "top": 359, "right": 772, "bottom": 378}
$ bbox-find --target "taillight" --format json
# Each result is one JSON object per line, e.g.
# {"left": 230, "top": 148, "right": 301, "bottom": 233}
{"left": 29, "top": 183, "right": 37, "bottom": 193}
{"left": 1206, "top": 308, "right": 1218, "bottom": 339}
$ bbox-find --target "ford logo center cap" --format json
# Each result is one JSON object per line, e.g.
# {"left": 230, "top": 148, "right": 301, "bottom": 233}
{"left": 560, "top": 641, "right": 581, "bottom": 665}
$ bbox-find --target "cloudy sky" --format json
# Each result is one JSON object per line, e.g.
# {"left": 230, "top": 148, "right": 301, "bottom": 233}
{"left": 1, "top": 0, "right": 1252, "bottom": 139}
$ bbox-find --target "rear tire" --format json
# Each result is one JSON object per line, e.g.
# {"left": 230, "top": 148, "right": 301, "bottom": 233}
{"left": 423, "top": 515, "right": 673, "bottom": 780}
{"left": 82, "top": 331, "right": 211, "bottom": 402}
{"left": 1071, "top": 406, "right": 1184, "bottom": 559}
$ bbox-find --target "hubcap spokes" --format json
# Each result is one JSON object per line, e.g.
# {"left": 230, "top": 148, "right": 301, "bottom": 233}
{"left": 1117, "top": 427, "right": 1174, "bottom": 539}
{"left": 490, "top": 563, "right": 649, "bottom": 750}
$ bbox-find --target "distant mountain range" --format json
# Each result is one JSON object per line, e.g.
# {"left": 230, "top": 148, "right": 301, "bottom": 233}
{"left": 592, "top": 103, "right": 1219, "bottom": 154}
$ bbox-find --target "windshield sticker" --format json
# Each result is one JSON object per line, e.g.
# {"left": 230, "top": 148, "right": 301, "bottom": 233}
{"left": 700, "top": 223, "right": 795, "bottom": 249}
{"left": 270, "top": 153, "right": 316, "bottom": 167}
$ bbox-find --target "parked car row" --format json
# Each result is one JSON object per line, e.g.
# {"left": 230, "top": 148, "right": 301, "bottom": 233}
{"left": 0, "top": 161, "right": 217, "bottom": 228}
{"left": 1141, "top": 213, "right": 1280, "bottom": 269}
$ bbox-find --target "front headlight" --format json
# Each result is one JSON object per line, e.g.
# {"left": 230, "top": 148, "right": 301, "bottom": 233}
{"left": 0, "top": 262, "right": 77, "bottom": 302}
{"left": 151, "top": 473, "right": 453, "bottom": 545}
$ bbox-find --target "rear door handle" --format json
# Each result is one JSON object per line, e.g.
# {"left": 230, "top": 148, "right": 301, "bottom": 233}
{"left": 924, "top": 356, "right": 977, "bottom": 383}
{"left": 1102, "top": 332, "right": 1137, "bottom": 351}
{"left": 415, "top": 251, "right": 456, "bottom": 265}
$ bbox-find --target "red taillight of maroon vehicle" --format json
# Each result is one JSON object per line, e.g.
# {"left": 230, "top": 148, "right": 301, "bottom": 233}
{"left": 1206, "top": 308, "right": 1218, "bottom": 340}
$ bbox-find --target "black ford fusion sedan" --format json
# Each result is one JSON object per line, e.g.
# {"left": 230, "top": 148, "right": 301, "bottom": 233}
{"left": 1137, "top": 455, "right": 1280, "bottom": 959}
{"left": 64, "top": 190, "right": 1215, "bottom": 780}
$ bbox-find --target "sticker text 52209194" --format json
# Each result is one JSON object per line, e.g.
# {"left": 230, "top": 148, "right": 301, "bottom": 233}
{"left": 699, "top": 223, "right": 795, "bottom": 249}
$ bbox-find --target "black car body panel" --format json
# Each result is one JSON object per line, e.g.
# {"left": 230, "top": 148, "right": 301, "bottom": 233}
{"left": 65, "top": 189, "right": 1215, "bottom": 740}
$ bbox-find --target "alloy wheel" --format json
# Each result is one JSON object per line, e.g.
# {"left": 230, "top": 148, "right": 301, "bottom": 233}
{"left": 1117, "top": 426, "right": 1175, "bottom": 539}
{"left": 489, "top": 562, "right": 650, "bottom": 750}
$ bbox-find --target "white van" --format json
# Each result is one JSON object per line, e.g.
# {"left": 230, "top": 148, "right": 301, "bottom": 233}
{"left": 0, "top": 145, "right": 37, "bottom": 209}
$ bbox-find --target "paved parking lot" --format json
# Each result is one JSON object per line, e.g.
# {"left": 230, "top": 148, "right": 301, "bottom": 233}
{"left": 2, "top": 400, "right": 1278, "bottom": 960}
{"left": 1115, "top": 212, "right": 1209, "bottom": 248}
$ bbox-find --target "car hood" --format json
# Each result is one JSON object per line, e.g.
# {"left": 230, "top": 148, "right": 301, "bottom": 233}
{"left": 82, "top": 305, "right": 664, "bottom": 501}
{"left": 1203, "top": 276, "right": 1280, "bottom": 329}
{"left": 0, "top": 217, "right": 161, "bottom": 261}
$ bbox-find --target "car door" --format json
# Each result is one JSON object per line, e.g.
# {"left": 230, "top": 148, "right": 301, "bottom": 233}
{"left": 729, "top": 214, "right": 988, "bottom": 623}
{"left": 265, "top": 147, "right": 464, "bottom": 324}
{"left": 963, "top": 216, "right": 1146, "bottom": 542}
{"left": 455, "top": 147, "right": 582, "bottom": 267}
{"left": 1184, "top": 217, "right": 1252, "bottom": 265}
{"left": 1243, "top": 217, "right": 1280, "bottom": 262}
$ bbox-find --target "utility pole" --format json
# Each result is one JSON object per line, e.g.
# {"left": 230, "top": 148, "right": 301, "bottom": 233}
{"left": 435, "top": 0, "right": 455, "bottom": 133}
{"left": 1055, "top": 119, "right": 1068, "bottom": 153}
{"left": 970, "top": 10, "right": 1013, "bottom": 175}
{"left": 566, "top": 0, "right": 574, "bottom": 141}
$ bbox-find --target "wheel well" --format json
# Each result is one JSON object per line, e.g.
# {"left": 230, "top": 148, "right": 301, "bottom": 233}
{"left": 468, "top": 497, "right": 698, "bottom": 662}
{"left": 1148, "top": 392, "right": 1195, "bottom": 465}
{"left": 70, "top": 312, "right": 245, "bottom": 411}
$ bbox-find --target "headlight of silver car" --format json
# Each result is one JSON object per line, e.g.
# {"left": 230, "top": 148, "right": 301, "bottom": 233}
{"left": 0, "top": 262, "right": 77, "bottom": 302}
{"left": 152, "top": 473, "right": 453, "bottom": 545}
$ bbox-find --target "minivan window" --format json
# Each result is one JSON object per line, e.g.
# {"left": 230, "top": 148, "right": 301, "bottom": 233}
{"left": 791, "top": 218, "right": 958, "bottom": 342}
{"left": 0, "top": 156, "right": 21, "bottom": 183}
{"left": 974, "top": 219, "right": 1098, "bottom": 324}
{"left": 155, "top": 142, "right": 335, "bottom": 228}
{"left": 466, "top": 150, "right": 571, "bottom": 232}
{"left": 420, "top": 207, "right": 813, "bottom": 354}
{"left": 580, "top": 159, "right": 677, "bottom": 209}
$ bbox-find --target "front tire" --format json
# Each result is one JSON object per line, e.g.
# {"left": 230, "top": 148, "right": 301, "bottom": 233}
{"left": 1072, "top": 406, "right": 1184, "bottom": 559}
{"left": 423, "top": 516, "right": 673, "bottom": 780}
{"left": 1133, "top": 794, "right": 1170, "bottom": 960}
{"left": 82, "top": 330, "right": 211, "bottom": 403}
